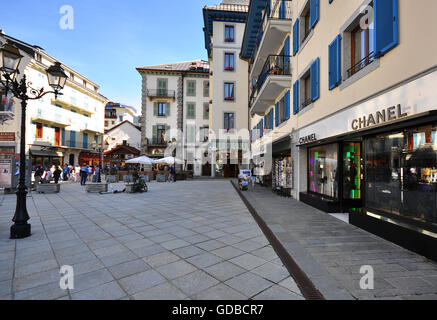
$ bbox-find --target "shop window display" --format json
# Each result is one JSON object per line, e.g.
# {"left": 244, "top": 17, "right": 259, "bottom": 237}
{"left": 343, "top": 142, "right": 363, "bottom": 200}
{"left": 365, "top": 125, "right": 437, "bottom": 226}
{"left": 273, "top": 156, "right": 293, "bottom": 191}
{"left": 308, "top": 144, "right": 338, "bottom": 199}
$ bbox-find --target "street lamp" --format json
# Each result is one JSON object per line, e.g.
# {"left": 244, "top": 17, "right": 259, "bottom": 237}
{"left": 92, "top": 140, "right": 103, "bottom": 183}
{"left": 0, "top": 41, "right": 68, "bottom": 239}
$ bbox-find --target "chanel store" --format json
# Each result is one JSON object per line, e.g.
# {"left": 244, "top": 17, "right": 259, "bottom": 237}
{"left": 297, "top": 69, "right": 437, "bottom": 260}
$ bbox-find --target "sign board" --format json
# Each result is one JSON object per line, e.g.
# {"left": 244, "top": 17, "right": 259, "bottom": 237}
{"left": 0, "top": 132, "right": 15, "bottom": 141}
{"left": 0, "top": 159, "right": 12, "bottom": 187}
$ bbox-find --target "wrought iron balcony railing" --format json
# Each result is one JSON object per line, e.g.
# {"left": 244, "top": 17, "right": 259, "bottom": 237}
{"left": 346, "top": 52, "right": 375, "bottom": 79}
{"left": 249, "top": 54, "right": 292, "bottom": 108}
{"left": 146, "top": 89, "right": 176, "bottom": 99}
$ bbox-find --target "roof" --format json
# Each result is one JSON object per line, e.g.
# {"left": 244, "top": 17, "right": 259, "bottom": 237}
{"left": 203, "top": 1, "right": 249, "bottom": 58}
{"left": 104, "top": 120, "right": 141, "bottom": 134}
{"left": 137, "top": 60, "right": 209, "bottom": 73}
{"left": 106, "top": 102, "right": 137, "bottom": 114}
{"left": 104, "top": 144, "right": 140, "bottom": 155}
{"left": 240, "top": 0, "right": 268, "bottom": 59}
{"left": 205, "top": 0, "right": 249, "bottom": 12}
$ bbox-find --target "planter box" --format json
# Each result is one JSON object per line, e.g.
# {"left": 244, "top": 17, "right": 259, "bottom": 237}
{"left": 106, "top": 175, "right": 119, "bottom": 183}
{"left": 86, "top": 183, "right": 108, "bottom": 193}
{"left": 156, "top": 174, "right": 166, "bottom": 182}
{"left": 36, "top": 183, "right": 60, "bottom": 194}
{"left": 125, "top": 184, "right": 135, "bottom": 193}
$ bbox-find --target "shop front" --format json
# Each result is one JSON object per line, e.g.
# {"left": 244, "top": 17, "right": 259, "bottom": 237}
{"left": 79, "top": 152, "right": 101, "bottom": 166}
{"left": 297, "top": 69, "right": 437, "bottom": 260}
{"left": 30, "top": 146, "right": 63, "bottom": 168}
{"left": 271, "top": 136, "right": 293, "bottom": 197}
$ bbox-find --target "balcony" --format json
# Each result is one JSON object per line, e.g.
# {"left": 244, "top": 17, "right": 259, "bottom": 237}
{"left": 31, "top": 106, "right": 71, "bottom": 127}
{"left": 146, "top": 89, "right": 176, "bottom": 100}
{"left": 250, "top": 54, "right": 292, "bottom": 114}
{"left": 51, "top": 97, "right": 93, "bottom": 116}
{"left": 250, "top": 0, "right": 293, "bottom": 79}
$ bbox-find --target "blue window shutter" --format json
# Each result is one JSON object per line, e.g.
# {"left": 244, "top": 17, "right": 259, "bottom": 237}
{"left": 283, "top": 36, "right": 290, "bottom": 73}
{"left": 311, "top": 58, "right": 320, "bottom": 101}
{"left": 329, "top": 35, "right": 341, "bottom": 90}
{"left": 275, "top": 102, "right": 279, "bottom": 127}
{"left": 310, "top": 0, "right": 319, "bottom": 29}
{"left": 270, "top": 109, "right": 274, "bottom": 130}
{"left": 279, "top": 0, "right": 285, "bottom": 19}
{"left": 374, "top": 0, "right": 399, "bottom": 58}
{"left": 335, "top": 35, "right": 342, "bottom": 86}
{"left": 293, "top": 81, "right": 299, "bottom": 115}
{"left": 61, "top": 128, "right": 65, "bottom": 146}
{"left": 264, "top": 115, "right": 267, "bottom": 129}
{"left": 260, "top": 120, "right": 264, "bottom": 137}
{"left": 293, "top": 19, "right": 299, "bottom": 56}
{"left": 329, "top": 0, "right": 333, "bottom": 3}
{"left": 284, "top": 90, "right": 290, "bottom": 120}
{"left": 83, "top": 132, "right": 88, "bottom": 149}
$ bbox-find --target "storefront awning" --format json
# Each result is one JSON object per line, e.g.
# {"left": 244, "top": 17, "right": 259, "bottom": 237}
{"left": 30, "top": 147, "right": 61, "bottom": 157}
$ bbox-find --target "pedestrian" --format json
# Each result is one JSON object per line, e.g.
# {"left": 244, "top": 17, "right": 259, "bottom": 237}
{"left": 34, "top": 165, "right": 43, "bottom": 185}
{"left": 53, "top": 166, "right": 62, "bottom": 184}
{"left": 88, "top": 165, "right": 93, "bottom": 182}
{"left": 80, "top": 164, "right": 88, "bottom": 185}
{"left": 169, "top": 165, "right": 176, "bottom": 183}
{"left": 45, "top": 167, "right": 53, "bottom": 183}
{"left": 63, "top": 164, "right": 70, "bottom": 181}
{"left": 74, "top": 165, "right": 81, "bottom": 183}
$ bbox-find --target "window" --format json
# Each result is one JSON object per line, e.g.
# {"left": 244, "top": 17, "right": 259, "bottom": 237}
{"left": 264, "top": 109, "right": 274, "bottom": 131}
{"left": 70, "top": 131, "right": 76, "bottom": 148}
{"left": 156, "top": 125, "right": 166, "bottom": 145}
{"left": 203, "top": 103, "right": 209, "bottom": 120}
{"left": 187, "top": 103, "right": 196, "bottom": 119}
{"left": 308, "top": 144, "right": 339, "bottom": 199}
{"left": 224, "top": 113, "right": 235, "bottom": 130}
{"left": 224, "top": 82, "right": 235, "bottom": 101}
{"left": 83, "top": 80, "right": 87, "bottom": 87}
{"left": 294, "top": 58, "right": 319, "bottom": 113}
{"left": 187, "top": 80, "right": 196, "bottom": 96}
{"left": 105, "top": 121, "right": 108, "bottom": 127}
{"left": 158, "top": 103, "right": 166, "bottom": 117}
{"left": 365, "top": 124, "right": 437, "bottom": 226}
{"left": 294, "top": 0, "right": 319, "bottom": 54}
{"left": 275, "top": 92, "right": 290, "bottom": 126}
{"left": 83, "top": 132, "right": 88, "bottom": 149}
{"left": 337, "top": 0, "right": 398, "bottom": 85}
{"left": 36, "top": 123, "right": 43, "bottom": 139}
{"left": 35, "top": 53, "right": 42, "bottom": 62}
{"left": 119, "top": 116, "right": 123, "bottom": 122}
{"left": 203, "top": 81, "right": 209, "bottom": 97}
{"left": 225, "top": 25, "right": 235, "bottom": 42}
{"left": 224, "top": 53, "right": 235, "bottom": 71}
{"left": 157, "top": 79, "right": 167, "bottom": 96}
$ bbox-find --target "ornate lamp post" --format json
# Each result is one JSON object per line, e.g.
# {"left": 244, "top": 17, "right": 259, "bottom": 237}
{"left": 0, "top": 41, "right": 68, "bottom": 239}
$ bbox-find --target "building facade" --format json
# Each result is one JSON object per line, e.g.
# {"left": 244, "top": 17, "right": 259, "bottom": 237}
{"left": 104, "top": 102, "right": 139, "bottom": 130}
{"left": 240, "top": 0, "right": 437, "bottom": 260}
{"left": 104, "top": 120, "right": 141, "bottom": 153}
{"left": 203, "top": 0, "right": 250, "bottom": 178}
{"left": 136, "top": 61, "right": 210, "bottom": 176}
{"left": 0, "top": 32, "right": 107, "bottom": 189}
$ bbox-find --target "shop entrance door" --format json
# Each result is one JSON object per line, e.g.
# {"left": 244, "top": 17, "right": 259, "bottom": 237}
{"left": 342, "top": 142, "right": 363, "bottom": 202}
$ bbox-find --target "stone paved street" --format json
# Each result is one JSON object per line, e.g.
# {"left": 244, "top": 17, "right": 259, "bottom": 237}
{"left": 239, "top": 184, "right": 437, "bottom": 300}
{"left": 0, "top": 181, "right": 303, "bottom": 300}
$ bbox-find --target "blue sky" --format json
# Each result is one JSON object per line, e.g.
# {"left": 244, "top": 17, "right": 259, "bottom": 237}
{"left": 1, "top": 0, "right": 219, "bottom": 113}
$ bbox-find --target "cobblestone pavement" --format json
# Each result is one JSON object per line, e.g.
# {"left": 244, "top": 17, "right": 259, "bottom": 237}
{"left": 0, "top": 181, "right": 303, "bottom": 300}
{"left": 240, "top": 184, "right": 437, "bottom": 300}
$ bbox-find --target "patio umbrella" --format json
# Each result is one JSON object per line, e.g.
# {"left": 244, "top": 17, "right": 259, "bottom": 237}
{"left": 125, "top": 156, "right": 155, "bottom": 165}
{"left": 154, "top": 156, "right": 183, "bottom": 165}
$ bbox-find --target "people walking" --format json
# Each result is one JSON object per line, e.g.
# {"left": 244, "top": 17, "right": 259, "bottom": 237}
{"left": 169, "top": 165, "right": 176, "bottom": 183}
{"left": 80, "top": 164, "right": 88, "bottom": 185}
{"left": 63, "top": 164, "right": 70, "bottom": 181}
{"left": 53, "top": 166, "right": 62, "bottom": 184}
{"left": 45, "top": 166, "right": 53, "bottom": 183}
{"left": 34, "top": 166, "right": 43, "bottom": 185}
